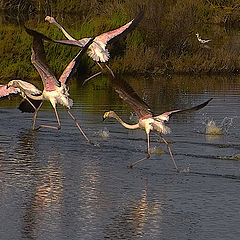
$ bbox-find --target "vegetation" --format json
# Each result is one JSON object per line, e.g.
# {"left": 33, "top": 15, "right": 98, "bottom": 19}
{"left": 0, "top": 0, "right": 240, "bottom": 80}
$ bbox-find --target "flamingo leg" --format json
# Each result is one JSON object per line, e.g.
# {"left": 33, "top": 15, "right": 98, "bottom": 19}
{"left": 32, "top": 101, "right": 43, "bottom": 130}
{"left": 104, "top": 63, "right": 115, "bottom": 78}
{"left": 67, "top": 109, "right": 93, "bottom": 144}
{"left": 23, "top": 96, "right": 37, "bottom": 111}
{"left": 161, "top": 136, "right": 180, "bottom": 173}
{"left": 130, "top": 133, "right": 151, "bottom": 168}
{"left": 82, "top": 61, "right": 104, "bottom": 85}
{"left": 35, "top": 106, "right": 61, "bottom": 131}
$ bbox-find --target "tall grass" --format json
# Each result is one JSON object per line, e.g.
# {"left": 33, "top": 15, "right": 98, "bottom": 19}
{"left": 1, "top": 0, "right": 240, "bottom": 80}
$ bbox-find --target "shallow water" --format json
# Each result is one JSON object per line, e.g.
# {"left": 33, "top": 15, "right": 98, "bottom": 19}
{"left": 0, "top": 75, "right": 240, "bottom": 240}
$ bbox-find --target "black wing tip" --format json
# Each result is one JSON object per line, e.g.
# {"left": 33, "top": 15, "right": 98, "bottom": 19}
{"left": 203, "top": 97, "right": 213, "bottom": 106}
{"left": 133, "top": 7, "right": 145, "bottom": 22}
{"left": 24, "top": 25, "right": 53, "bottom": 42}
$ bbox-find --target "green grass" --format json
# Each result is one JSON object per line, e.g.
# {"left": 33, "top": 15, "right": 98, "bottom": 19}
{"left": 1, "top": 0, "right": 240, "bottom": 79}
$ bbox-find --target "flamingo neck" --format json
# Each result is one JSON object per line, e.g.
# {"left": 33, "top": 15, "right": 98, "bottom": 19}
{"left": 53, "top": 21, "right": 76, "bottom": 41}
{"left": 112, "top": 113, "right": 139, "bottom": 130}
{"left": 25, "top": 92, "right": 43, "bottom": 100}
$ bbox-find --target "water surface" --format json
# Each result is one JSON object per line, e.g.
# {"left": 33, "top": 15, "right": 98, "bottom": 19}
{"left": 0, "top": 75, "right": 240, "bottom": 239}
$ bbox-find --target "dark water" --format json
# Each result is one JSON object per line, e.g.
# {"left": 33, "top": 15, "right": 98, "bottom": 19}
{"left": 0, "top": 75, "right": 240, "bottom": 240}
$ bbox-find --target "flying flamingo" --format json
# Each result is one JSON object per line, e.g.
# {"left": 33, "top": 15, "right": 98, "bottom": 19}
{"left": 103, "top": 78, "right": 213, "bottom": 171}
{"left": 45, "top": 10, "right": 144, "bottom": 84}
{"left": 0, "top": 27, "right": 94, "bottom": 143}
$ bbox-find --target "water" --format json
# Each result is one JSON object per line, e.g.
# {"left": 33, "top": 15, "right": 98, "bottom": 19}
{"left": 0, "top": 75, "right": 240, "bottom": 239}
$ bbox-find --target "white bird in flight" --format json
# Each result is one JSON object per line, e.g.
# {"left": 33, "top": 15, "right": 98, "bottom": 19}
{"left": 196, "top": 33, "right": 211, "bottom": 44}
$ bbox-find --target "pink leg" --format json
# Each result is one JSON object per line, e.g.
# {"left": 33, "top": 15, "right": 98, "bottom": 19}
{"left": 130, "top": 133, "right": 150, "bottom": 168}
{"left": 82, "top": 62, "right": 103, "bottom": 85}
{"left": 32, "top": 101, "right": 43, "bottom": 130}
{"left": 35, "top": 106, "right": 61, "bottom": 131}
{"left": 161, "top": 136, "right": 180, "bottom": 173}
{"left": 67, "top": 110, "right": 92, "bottom": 144}
{"left": 104, "top": 63, "right": 115, "bottom": 78}
{"left": 23, "top": 96, "right": 37, "bottom": 111}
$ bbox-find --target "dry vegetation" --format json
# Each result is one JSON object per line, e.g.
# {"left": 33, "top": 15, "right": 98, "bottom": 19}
{"left": 1, "top": 0, "right": 240, "bottom": 79}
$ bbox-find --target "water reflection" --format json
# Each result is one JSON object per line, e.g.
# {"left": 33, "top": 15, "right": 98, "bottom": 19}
{"left": 0, "top": 129, "right": 64, "bottom": 239}
{"left": 23, "top": 157, "right": 63, "bottom": 239}
{"left": 0, "top": 73, "right": 240, "bottom": 239}
{"left": 104, "top": 179, "right": 165, "bottom": 239}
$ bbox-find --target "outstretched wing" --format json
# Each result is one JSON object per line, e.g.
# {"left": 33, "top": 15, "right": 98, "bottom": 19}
{"left": 154, "top": 98, "right": 213, "bottom": 121}
{"left": 111, "top": 78, "right": 152, "bottom": 119}
{"left": 0, "top": 84, "right": 19, "bottom": 99}
{"left": 59, "top": 37, "right": 94, "bottom": 84}
{"left": 25, "top": 27, "right": 61, "bottom": 91}
{"left": 96, "top": 9, "right": 144, "bottom": 46}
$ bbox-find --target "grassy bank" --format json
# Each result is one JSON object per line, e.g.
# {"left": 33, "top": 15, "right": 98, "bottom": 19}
{"left": 1, "top": 0, "right": 240, "bottom": 80}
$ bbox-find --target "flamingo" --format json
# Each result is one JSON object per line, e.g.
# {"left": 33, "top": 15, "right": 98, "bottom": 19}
{"left": 103, "top": 78, "right": 213, "bottom": 171}
{"left": 0, "top": 81, "right": 43, "bottom": 112}
{"left": 0, "top": 27, "right": 94, "bottom": 143}
{"left": 196, "top": 33, "right": 211, "bottom": 44}
{"left": 45, "top": 10, "right": 144, "bottom": 84}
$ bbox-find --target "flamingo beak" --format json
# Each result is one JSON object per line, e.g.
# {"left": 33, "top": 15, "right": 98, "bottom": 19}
{"left": 103, "top": 112, "right": 109, "bottom": 121}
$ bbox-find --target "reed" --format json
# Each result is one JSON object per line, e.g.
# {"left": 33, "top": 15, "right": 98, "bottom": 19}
{"left": 1, "top": 0, "right": 240, "bottom": 79}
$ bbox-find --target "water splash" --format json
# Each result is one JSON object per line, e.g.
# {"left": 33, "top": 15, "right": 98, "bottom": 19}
{"left": 95, "top": 128, "right": 110, "bottom": 138}
{"left": 205, "top": 120, "right": 223, "bottom": 135}
{"left": 150, "top": 146, "right": 165, "bottom": 154}
{"left": 182, "top": 167, "right": 191, "bottom": 173}
{"left": 220, "top": 154, "right": 240, "bottom": 161}
{"left": 204, "top": 117, "right": 235, "bottom": 136}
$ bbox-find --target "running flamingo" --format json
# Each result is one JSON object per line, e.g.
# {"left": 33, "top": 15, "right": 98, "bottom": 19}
{"left": 0, "top": 27, "right": 93, "bottom": 143}
{"left": 103, "top": 78, "right": 213, "bottom": 171}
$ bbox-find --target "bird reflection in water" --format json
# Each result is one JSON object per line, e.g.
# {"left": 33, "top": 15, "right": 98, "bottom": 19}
{"left": 104, "top": 178, "right": 165, "bottom": 239}
{"left": 22, "top": 156, "right": 64, "bottom": 239}
{"left": 5, "top": 130, "right": 64, "bottom": 239}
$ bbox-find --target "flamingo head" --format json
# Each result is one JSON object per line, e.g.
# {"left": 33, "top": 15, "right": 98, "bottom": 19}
{"left": 7, "top": 80, "right": 16, "bottom": 88}
{"left": 45, "top": 16, "right": 56, "bottom": 24}
{"left": 103, "top": 111, "right": 115, "bottom": 121}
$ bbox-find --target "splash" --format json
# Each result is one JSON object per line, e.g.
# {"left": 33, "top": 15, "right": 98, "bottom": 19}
{"left": 182, "top": 167, "right": 191, "bottom": 173}
{"left": 205, "top": 120, "right": 223, "bottom": 135}
{"left": 150, "top": 146, "right": 165, "bottom": 154}
{"left": 231, "top": 154, "right": 240, "bottom": 161}
{"left": 95, "top": 128, "right": 110, "bottom": 138}
{"left": 205, "top": 117, "right": 235, "bottom": 136}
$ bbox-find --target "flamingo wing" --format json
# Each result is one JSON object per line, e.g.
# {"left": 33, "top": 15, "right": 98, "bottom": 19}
{"left": 59, "top": 37, "right": 94, "bottom": 84}
{"left": 25, "top": 27, "right": 61, "bottom": 91}
{"left": 154, "top": 98, "right": 213, "bottom": 121}
{"left": 9, "top": 80, "right": 42, "bottom": 96}
{"left": 111, "top": 78, "right": 152, "bottom": 119}
{"left": 95, "top": 9, "right": 144, "bottom": 47}
{"left": 0, "top": 84, "right": 19, "bottom": 99}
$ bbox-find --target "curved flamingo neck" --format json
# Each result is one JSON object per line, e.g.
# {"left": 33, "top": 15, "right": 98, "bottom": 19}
{"left": 111, "top": 112, "right": 139, "bottom": 130}
{"left": 25, "top": 92, "right": 43, "bottom": 100}
{"left": 53, "top": 20, "right": 76, "bottom": 41}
